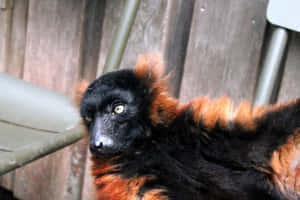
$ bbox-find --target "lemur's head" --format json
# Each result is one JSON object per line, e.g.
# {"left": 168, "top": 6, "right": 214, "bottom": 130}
{"left": 80, "top": 54, "right": 177, "bottom": 158}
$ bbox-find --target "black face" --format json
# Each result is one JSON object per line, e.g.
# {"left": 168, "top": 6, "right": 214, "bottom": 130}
{"left": 80, "top": 70, "right": 150, "bottom": 158}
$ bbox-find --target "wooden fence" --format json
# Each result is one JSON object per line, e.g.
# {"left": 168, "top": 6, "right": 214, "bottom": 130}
{"left": 0, "top": 0, "right": 299, "bottom": 199}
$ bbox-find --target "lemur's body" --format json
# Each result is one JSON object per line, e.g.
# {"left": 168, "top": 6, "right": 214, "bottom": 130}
{"left": 79, "top": 54, "right": 300, "bottom": 200}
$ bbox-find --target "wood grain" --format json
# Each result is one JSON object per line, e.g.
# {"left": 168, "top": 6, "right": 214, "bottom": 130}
{"left": 0, "top": 0, "right": 28, "bottom": 192}
{"left": 96, "top": 0, "right": 170, "bottom": 76}
{"left": 81, "top": 151, "right": 96, "bottom": 200}
{"left": 164, "top": 0, "right": 195, "bottom": 97}
{"left": 0, "top": 6, "right": 13, "bottom": 191}
{"left": 0, "top": 7, "right": 12, "bottom": 72}
{"left": 4, "top": 0, "right": 28, "bottom": 78}
{"left": 179, "top": 0, "right": 268, "bottom": 104}
{"left": 80, "top": 0, "right": 105, "bottom": 81}
{"left": 13, "top": 1, "right": 86, "bottom": 199}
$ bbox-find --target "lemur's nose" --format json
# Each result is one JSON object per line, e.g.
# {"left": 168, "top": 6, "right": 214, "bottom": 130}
{"left": 91, "top": 134, "right": 113, "bottom": 149}
{"left": 89, "top": 134, "right": 116, "bottom": 156}
{"left": 94, "top": 140, "right": 103, "bottom": 148}
{"left": 89, "top": 117, "right": 116, "bottom": 156}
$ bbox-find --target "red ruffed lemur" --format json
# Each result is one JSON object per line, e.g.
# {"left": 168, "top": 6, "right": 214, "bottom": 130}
{"left": 79, "top": 54, "right": 300, "bottom": 200}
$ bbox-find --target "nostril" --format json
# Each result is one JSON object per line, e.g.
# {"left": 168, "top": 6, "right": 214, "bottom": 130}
{"left": 90, "top": 135, "right": 114, "bottom": 153}
{"left": 90, "top": 141, "right": 103, "bottom": 153}
{"left": 95, "top": 141, "right": 103, "bottom": 148}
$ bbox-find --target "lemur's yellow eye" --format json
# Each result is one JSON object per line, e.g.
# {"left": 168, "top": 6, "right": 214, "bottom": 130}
{"left": 85, "top": 116, "right": 92, "bottom": 122}
{"left": 114, "top": 105, "right": 124, "bottom": 114}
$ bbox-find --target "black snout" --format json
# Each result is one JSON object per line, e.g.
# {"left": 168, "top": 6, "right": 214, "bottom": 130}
{"left": 89, "top": 117, "right": 119, "bottom": 157}
{"left": 89, "top": 139, "right": 103, "bottom": 153}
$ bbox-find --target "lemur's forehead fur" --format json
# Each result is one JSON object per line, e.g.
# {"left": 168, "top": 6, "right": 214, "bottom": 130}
{"left": 84, "top": 70, "right": 143, "bottom": 97}
{"left": 85, "top": 53, "right": 165, "bottom": 97}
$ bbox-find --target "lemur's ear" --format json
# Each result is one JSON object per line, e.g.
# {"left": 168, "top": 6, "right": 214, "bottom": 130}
{"left": 134, "top": 53, "right": 164, "bottom": 85}
{"left": 75, "top": 80, "right": 89, "bottom": 106}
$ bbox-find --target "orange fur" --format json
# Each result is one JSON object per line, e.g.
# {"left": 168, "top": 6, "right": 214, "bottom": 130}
{"left": 150, "top": 89, "right": 179, "bottom": 125}
{"left": 94, "top": 175, "right": 148, "bottom": 200}
{"left": 268, "top": 99, "right": 298, "bottom": 113}
{"left": 133, "top": 53, "right": 288, "bottom": 131}
{"left": 143, "top": 189, "right": 169, "bottom": 200}
{"left": 198, "top": 96, "right": 233, "bottom": 129}
{"left": 270, "top": 129, "right": 300, "bottom": 197}
{"left": 234, "top": 102, "right": 264, "bottom": 130}
{"left": 75, "top": 80, "right": 90, "bottom": 106}
{"left": 191, "top": 96, "right": 210, "bottom": 123}
{"left": 190, "top": 98, "right": 299, "bottom": 131}
{"left": 190, "top": 97, "right": 267, "bottom": 131}
{"left": 134, "top": 53, "right": 164, "bottom": 84}
{"left": 91, "top": 158, "right": 117, "bottom": 177}
{"left": 92, "top": 157, "right": 158, "bottom": 200}
{"left": 92, "top": 159, "right": 152, "bottom": 200}
{"left": 134, "top": 53, "right": 180, "bottom": 125}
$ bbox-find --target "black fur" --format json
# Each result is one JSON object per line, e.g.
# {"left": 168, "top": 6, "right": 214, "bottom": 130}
{"left": 80, "top": 69, "right": 300, "bottom": 200}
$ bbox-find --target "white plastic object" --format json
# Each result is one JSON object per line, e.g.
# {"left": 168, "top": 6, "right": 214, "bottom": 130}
{"left": 267, "top": 0, "right": 300, "bottom": 32}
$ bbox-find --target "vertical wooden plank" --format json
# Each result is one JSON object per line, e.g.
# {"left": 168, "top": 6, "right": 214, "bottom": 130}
{"left": 13, "top": 1, "right": 86, "bottom": 200}
{"left": 66, "top": 140, "right": 88, "bottom": 200}
{"left": 179, "top": 0, "right": 268, "bottom": 103}
{"left": 18, "top": 0, "right": 84, "bottom": 95}
{"left": 164, "top": 0, "right": 195, "bottom": 97}
{"left": 0, "top": 6, "right": 12, "bottom": 72}
{"left": 81, "top": 152, "right": 96, "bottom": 200}
{"left": 0, "top": 0, "right": 28, "bottom": 192}
{"left": 0, "top": 5, "right": 13, "bottom": 192}
{"left": 81, "top": 0, "right": 106, "bottom": 80}
{"left": 277, "top": 33, "right": 300, "bottom": 102}
{"left": 4, "top": 0, "right": 29, "bottom": 78}
{"left": 0, "top": 171, "right": 14, "bottom": 193}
